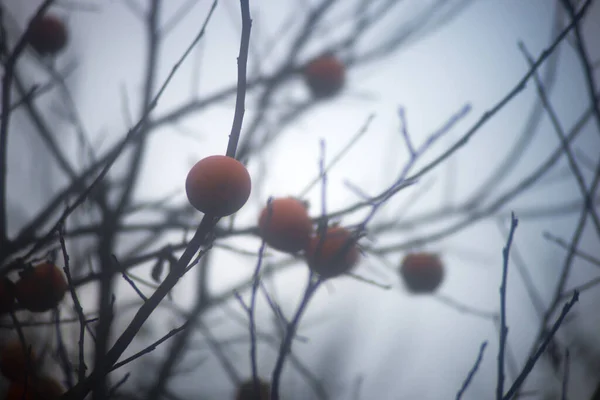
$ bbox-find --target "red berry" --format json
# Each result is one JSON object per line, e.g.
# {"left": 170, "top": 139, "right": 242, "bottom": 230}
{"left": 27, "top": 15, "right": 68, "bottom": 55}
{"left": 185, "top": 155, "right": 252, "bottom": 217}
{"left": 5, "top": 376, "right": 64, "bottom": 400}
{"left": 15, "top": 262, "right": 68, "bottom": 312}
{"left": 303, "top": 55, "right": 345, "bottom": 98}
{"left": 258, "top": 197, "right": 313, "bottom": 253}
{"left": 0, "top": 340, "right": 37, "bottom": 382}
{"left": 400, "top": 252, "right": 444, "bottom": 293}
{"left": 236, "top": 379, "right": 271, "bottom": 400}
{"left": 305, "top": 226, "right": 360, "bottom": 279}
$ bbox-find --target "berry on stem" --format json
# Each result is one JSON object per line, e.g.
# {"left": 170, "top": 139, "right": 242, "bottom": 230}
{"left": 26, "top": 15, "right": 68, "bottom": 55}
{"left": 258, "top": 197, "right": 313, "bottom": 253}
{"left": 14, "top": 262, "right": 68, "bottom": 312}
{"left": 236, "top": 379, "right": 271, "bottom": 400}
{"left": 305, "top": 226, "right": 360, "bottom": 279}
{"left": 0, "top": 340, "right": 37, "bottom": 382}
{"left": 185, "top": 155, "right": 251, "bottom": 217}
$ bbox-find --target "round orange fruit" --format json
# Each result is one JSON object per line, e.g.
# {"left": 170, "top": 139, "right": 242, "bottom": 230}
{"left": 236, "top": 378, "right": 271, "bottom": 400}
{"left": 5, "top": 376, "right": 64, "bottom": 400}
{"left": 185, "top": 155, "right": 251, "bottom": 217}
{"left": 0, "top": 340, "right": 37, "bottom": 382}
{"left": 303, "top": 55, "right": 345, "bottom": 98}
{"left": 27, "top": 15, "right": 68, "bottom": 55}
{"left": 399, "top": 252, "right": 444, "bottom": 293}
{"left": 15, "top": 262, "right": 68, "bottom": 312}
{"left": 305, "top": 226, "right": 359, "bottom": 279}
{"left": 258, "top": 197, "right": 313, "bottom": 253}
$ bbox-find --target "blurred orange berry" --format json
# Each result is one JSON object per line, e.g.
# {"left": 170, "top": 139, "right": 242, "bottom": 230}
{"left": 235, "top": 379, "right": 271, "bottom": 400}
{"left": 27, "top": 15, "right": 68, "bottom": 55}
{"left": 15, "top": 262, "right": 68, "bottom": 312}
{"left": 400, "top": 252, "right": 444, "bottom": 293}
{"left": 258, "top": 197, "right": 313, "bottom": 253}
{"left": 5, "top": 376, "right": 64, "bottom": 400}
{"left": 0, "top": 340, "right": 37, "bottom": 382}
{"left": 305, "top": 226, "right": 360, "bottom": 278}
{"left": 303, "top": 55, "right": 345, "bottom": 98}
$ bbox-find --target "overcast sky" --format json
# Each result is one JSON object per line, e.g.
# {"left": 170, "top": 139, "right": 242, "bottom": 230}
{"left": 4, "top": 1, "right": 600, "bottom": 399}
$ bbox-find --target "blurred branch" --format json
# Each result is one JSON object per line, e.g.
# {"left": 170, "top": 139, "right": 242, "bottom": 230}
{"left": 93, "top": 1, "right": 164, "bottom": 395}
{"left": 226, "top": 0, "right": 252, "bottom": 159}
{"left": 503, "top": 291, "right": 579, "bottom": 400}
{"left": 145, "top": 253, "right": 212, "bottom": 400}
{"left": 58, "top": 223, "right": 88, "bottom": 383}
{"left": 559, "top": 0, "right": 600, "bottom": 137}
{"left": 497, "top": 213, "right": 519, "bottom": 400}
{"left": 544, "top": 231, "right": 600, "bottom": 268}
{"left": 519, "top": 40, "right": 600, "bottom": 239}
{"left": 61, "top": 5, "right": 224, "bottom": 398}
{"left": 409, "top": 0, "right": 593, "bottom": 184}
{"left": 368, "top": 94, "right": 597, "bottom": 254}
{"left": 4, "top": 0, "right": 218, "bottom": 264}
{"left": 456, "top": 341, "right": 488, "bottom": 400}
{"left": 270, "top": 275, "right": 321, "bottom": 400}
{"left": 466, "top": 3, "right": 562, "bottom": 207}
{"left": 0, "top": 0, "right": 56, "bottom": 245}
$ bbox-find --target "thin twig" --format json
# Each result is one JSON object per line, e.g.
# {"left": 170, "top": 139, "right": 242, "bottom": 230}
{"left": 497, "top": 213, "right": 519, "bottom": 400}
{"left": 559, "top": 0, "right": 600, "bottom": 138}
{"left": 456, "top": 341, "right": 488, "bottom": 400}
{"left": 249, "top": 205, "right": 269, "bottom": 395}
{"left": 561, "top": 349, "right": 570, "bottom": 400}
{"left": 270, "top": 277, "right": 320, "bottom": 400}
{"left": 298, "top": 114, "right": 375, "bottom": 198}
{"left": 503, "top": 291, "right": 579, "bottom": 400}
{"left": 58, "top": 223, "right": 88, "bottom": 383}
{"left": 226, "top": 0, "right": 252, "bottom": 159}
{"left": 519, "top": 41, "right": 600, "bottom": 238}
{"left": 54, "top": 308, "right": 75, "bottom": 388}
{"left": 435, "top": 293, "right": 498, "bottom": 321}
{"left": 0, "top": 0, "right": 56, "bottom": 241}
{"left": 544, "top": 231, "right": 600, "bottom": 268}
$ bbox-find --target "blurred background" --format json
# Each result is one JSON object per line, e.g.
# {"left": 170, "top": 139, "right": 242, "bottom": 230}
{"left": 2, "top": 0, "right": 600, "bottom": 399}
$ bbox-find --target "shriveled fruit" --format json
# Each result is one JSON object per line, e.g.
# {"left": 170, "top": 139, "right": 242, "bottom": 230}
{"left": 305, "top": 226, "right": 360, "bottom": 279}
{"left": 26, "top": 15, "right": 68, "bottom": 55}
{"left": 5, "top": 376, "right": 64, "bottom": 400}
{"left": 15, "top": 262, "right": 68, "bottom": 312}
{"left": 236, "top": 378, "right": 271, "bottom": 400}
{"left": 185, "top": 155, "right": 251, "bottom": 217}
{"left": 399, "top": 252, "right": 444, "bottom": 293}
{"left": 0, "top": 340, "right": 37, "bottom": 382}
{"left": 303, "top": 55, "right": 345, "bottom": 99}
{"left": 258, "top": 197, "right": 313, "bottom": 253}
{"left": 0, "top": 277, "right": 15, "bottom": 314}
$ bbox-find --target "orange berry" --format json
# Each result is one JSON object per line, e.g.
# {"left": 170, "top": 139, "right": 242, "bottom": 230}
{"left": 258, "top": 197, "right": 313, "bottom": 253}
{"left": 305, "top": 226, "right": 360, "bottom": 279}
{"left": 236, "top": 379, "right": 271, "bottom": 400}
{"left": 15, "top": 262, "right": 68, "bottom": 312}
{"left": 0, "top": 277, "right": 15, "bottom": 314}
{"left": 26, "top": 15, "right": 68, "bottom": 55}
{"left": 399, "top": 252, "right": 444, "bottom": 293}
{"left": 5, "top": 376, "right": 64, "bottom": 400}
{"left": 0, "top": 340, "right": 37, "bottom": 382}
{"left": 185, "top": 155, "right": 251, "bottom": 217}
{"left": 303, "top": 55, "right": 345, "bottom": 98}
